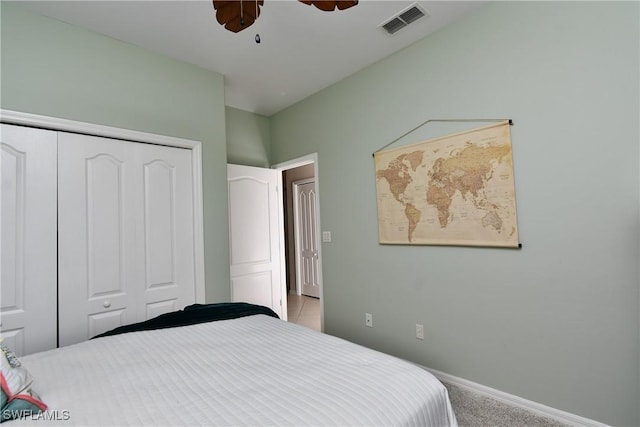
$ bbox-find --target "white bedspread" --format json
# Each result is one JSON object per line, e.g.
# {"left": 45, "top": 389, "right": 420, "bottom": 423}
{"left": 12, "top": 315, "right": 457, "bottom": 426}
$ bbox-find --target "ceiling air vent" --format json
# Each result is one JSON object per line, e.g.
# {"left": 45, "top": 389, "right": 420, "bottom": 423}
{"left": 379, "top": 3, "right": 427, "bottom": 35}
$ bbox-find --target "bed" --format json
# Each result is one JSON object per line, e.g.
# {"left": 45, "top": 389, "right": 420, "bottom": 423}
{"left": 2, "top": 303, "right": 457, "bottom": 426}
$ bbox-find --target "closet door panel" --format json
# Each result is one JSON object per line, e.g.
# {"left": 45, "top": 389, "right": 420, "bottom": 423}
{"left": 58, "top": 133, "right": 137, "bottom": 346}
{"left": 0, "top": 124, "right": 57, "bottom": 355}
{"left": 58, "top": 133, "right": 197, "bottom": 345}
{"left": 144, "top": 160, "right": 175, "bottom": 287}
{"left": 137, "top": 144, "right": 195, "bottom": 320}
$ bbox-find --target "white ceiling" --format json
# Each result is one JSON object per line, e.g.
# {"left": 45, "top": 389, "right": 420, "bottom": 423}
{"left": 17, "top": 0, "right": 486, "bottom": 116}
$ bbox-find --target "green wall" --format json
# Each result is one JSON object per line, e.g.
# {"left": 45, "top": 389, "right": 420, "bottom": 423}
{"left": 270, "top": 2, "right": 639, "bottom": 425}
{"left": 226, "top": 106, "right": 271, "bottom": 167}
{"left": 1, "top": 3, "right": 231, "bottom": 302}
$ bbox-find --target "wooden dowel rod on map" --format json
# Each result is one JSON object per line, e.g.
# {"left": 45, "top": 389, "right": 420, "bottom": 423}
{"left": 372, "top": 118, "right": 513, "bottom": 156}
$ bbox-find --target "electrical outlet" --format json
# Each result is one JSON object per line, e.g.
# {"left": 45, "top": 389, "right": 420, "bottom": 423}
{"left": 415, "top": 324, "right": 424, "bottom": 340}
{"left": 365, "top": 313, "right": 373, "bottom": 327}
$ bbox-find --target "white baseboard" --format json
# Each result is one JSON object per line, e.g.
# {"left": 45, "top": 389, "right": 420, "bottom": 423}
{"left": 423, "top": 367, "right": 609, "bottom": 427}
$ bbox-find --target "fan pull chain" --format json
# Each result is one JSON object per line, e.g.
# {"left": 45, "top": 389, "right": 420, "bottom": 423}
{"left": 255, "top": 0, "right": 261, "bottom": 43}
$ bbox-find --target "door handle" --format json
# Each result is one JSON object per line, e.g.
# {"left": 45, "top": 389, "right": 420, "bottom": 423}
{"left": 103, "top": 301, "right": 111, "bottom": 308}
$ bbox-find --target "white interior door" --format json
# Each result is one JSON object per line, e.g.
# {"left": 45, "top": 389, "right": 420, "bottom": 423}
{"left": 58, "top": 133, "right": 197, "bottom": 346}
{"left": 227, "top": 164, "right": 286, "bottom": 319}
{"left": 293, "top": 179, "right": 320, "bottom": 298}
{"left": 0, "top": 124, "right": 57, "bottom": 356}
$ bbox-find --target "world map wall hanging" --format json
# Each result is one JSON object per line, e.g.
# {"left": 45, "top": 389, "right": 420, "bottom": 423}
{"left": 374, "top": 120, "right": 520, "bottom": 248}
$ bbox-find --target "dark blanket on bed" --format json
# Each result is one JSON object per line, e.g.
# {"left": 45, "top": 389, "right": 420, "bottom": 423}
{"left": 91, "top": 302, "right": 279, "bottom": 339}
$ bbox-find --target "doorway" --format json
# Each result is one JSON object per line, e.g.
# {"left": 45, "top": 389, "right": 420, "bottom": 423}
{"left": 273, "top": 155, "right": 323, "bottom": 332}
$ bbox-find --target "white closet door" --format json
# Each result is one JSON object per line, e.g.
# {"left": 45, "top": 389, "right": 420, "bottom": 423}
{"left": 58, "top": 133, "right": 196, "bottom": 346}
{"left": 135, "top": 143, "right": 195, "bottom": 321}
{"left": 1, "top": 124, "right": 57, "bottom": 356}
{"left": 58, "top": 133, "right": 138, "bottom": 346}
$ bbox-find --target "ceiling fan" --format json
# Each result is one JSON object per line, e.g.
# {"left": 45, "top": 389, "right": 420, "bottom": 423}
{"left": 212, "top": 0, "right": 359, "bottom": 33}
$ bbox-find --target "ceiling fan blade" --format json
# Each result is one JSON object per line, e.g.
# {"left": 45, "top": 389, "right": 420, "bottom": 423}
{"left": 335, "top": 1, "right": 358, "bottom": 10}
{"left": 298, "top": 1, "right": 358, "bottom": 12}
{"left": 212, "top": 0, "right": 264, "bottom": 33}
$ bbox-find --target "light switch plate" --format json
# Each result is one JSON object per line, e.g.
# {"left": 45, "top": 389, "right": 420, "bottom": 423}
{"left": 416, "top": 324, "right": 424, "bottom": 340}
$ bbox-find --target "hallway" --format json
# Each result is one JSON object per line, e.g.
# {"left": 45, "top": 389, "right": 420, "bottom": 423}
{"left": 287, "top": 295, "right": 320, "bottom": 332}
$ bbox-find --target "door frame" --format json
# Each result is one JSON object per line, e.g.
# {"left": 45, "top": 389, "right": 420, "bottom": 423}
{"left": 272, "top": 153, "right": 324, "bottom": 331}
{"left": 0, "top": 109, "right": 206, "bottom": 303}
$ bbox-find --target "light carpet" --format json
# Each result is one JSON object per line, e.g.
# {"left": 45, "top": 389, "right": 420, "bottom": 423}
{"left": 443, "top": 382, "right": 569, "bottom": 427}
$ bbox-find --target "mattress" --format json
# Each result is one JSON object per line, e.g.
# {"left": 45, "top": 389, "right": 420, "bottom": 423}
{"left": 10, "top": 315, "right": 457, "bottom": 426}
